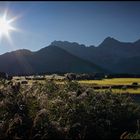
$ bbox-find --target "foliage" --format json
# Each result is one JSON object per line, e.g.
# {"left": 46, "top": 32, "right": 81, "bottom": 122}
{"left": 120, "top": 131, "right": 140, "bottom": 139}
{"left": 64, "top": 80, "right": 82, "bottom": 92}
{"left": 0, "top": 79, "right": 140, "bottom": 139}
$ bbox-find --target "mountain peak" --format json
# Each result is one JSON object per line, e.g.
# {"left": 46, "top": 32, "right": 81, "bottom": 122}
{"left": 12, "top": 49, "right": 32, "bottom": 55}
{"left": 1, "top": 49, "right": 32, "bottom": 56}
{"left": 99, "top": 37, "right": 120, "bottom": 47}
{"left": 51, "top": 40, "right": 86, "bottom": 48}
{"left": 104, "top": 37, "right": 119, "bottom": 43}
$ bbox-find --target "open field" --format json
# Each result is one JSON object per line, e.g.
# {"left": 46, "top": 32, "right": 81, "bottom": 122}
{"left": 11, "top": 76, "right": 140, "bottom": 94}
{"left": 79, "top": 78, "right": 140, "bottom": 94}
{"left": 79, "top": 78, "right": 140, "bottom": 86}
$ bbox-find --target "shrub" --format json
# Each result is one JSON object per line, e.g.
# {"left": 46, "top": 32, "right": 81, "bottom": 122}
{"left": 132, "top": 82, "right": 138, "bottom": 86}
{"left": 0, "top": 79, "right": 140, "bottom": 139}
{"left": 120, "top": 131, "right": 140, "bottom": 139}
{"left": 44, "top": 79, "right": 58, "bottom": 95}
{"left": 64, "top": 80, "right": 82, "bottom": 93}
{"left": 47, "top": 88, "right": 140, "bottom": 139}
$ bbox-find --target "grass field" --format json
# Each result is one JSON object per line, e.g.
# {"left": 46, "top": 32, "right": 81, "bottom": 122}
{"left": 79, "top": 78, "right": 140, "bottom": 86}
{"left": 79, "top": 78, "right": 140, "bottom": 94}
{"left": 12, "top": 77, "right": 140, "bottom": 94}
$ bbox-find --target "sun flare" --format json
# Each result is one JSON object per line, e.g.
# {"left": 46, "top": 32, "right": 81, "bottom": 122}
{"left": 0, "top": 17, "right": 12, "bottom": 36}
{"left": 0, "top": 11, "right": 17, "bottom": 42}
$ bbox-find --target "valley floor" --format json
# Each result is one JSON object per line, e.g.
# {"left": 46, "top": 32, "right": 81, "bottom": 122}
{"left": 12, "top": 76, "right": 140, "bottom": 94}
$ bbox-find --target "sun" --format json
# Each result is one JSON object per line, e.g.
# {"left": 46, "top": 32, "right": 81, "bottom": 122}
{"left": 0, "top": 11, "right": 17, "bottom": 42}
{"left": 0, "top": 17, "right": 12, "bottom": 36}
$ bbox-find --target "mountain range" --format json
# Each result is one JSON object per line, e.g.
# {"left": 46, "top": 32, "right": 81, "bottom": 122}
{"left": 0, "top": 37, "right": 140, "bottom": 75}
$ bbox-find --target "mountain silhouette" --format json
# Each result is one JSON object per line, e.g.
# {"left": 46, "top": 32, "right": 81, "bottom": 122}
{"left": 0, "top": 45, "right": 105, "bottom": 75}
{"left": 52, "top": 37, "right": 140, "bottom": 74}
{"left": 0, "top": 37, "right": 140, "bottom": 75}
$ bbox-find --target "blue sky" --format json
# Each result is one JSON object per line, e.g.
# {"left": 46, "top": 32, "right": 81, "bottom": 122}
{"left": 0, "top": 1, "right": 140, "bottom": 54}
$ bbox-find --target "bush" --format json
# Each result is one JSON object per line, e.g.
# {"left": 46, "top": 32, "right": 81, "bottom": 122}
{"left": 132, "top": 82, "right": 138, "bottom": 86}
{"left": 0, "top": 80, "right": 140, "bottom": 139}
{"left": 120, "top": 131, "right": 140, "bottom": 139}
{"left": 64, "top": 80, "right": 82, "bottom": 93}
{"left": 47, "top": 89, "right": 140, "bottom": 139}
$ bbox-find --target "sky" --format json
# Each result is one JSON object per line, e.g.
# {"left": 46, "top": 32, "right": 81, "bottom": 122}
{"left": 0, "top": 1, "right": 140, "bottom": 54}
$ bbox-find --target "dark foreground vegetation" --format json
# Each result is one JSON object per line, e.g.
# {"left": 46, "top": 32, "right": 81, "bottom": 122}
{"left": 0, "top": 78, "right": 140, "bottom": 139}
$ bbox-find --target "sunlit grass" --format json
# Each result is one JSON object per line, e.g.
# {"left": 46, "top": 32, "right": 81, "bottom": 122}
{"left": 11, "top": 77, "right": 140, "bottom": 94}
{"left": 79, "top": 78, "right": 140, "bottom": 86}
{"left": 12, "top": 77, "right": 140, "bottom": 86}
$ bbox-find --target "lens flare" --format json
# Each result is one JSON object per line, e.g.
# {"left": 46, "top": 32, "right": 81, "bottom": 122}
{"left": 0, "top": 10, "right": 17, "bottom": 43}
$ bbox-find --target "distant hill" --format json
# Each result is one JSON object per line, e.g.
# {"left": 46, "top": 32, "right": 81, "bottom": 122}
{"left": 0, "top": 49, "right": 34, "bottom": 75}
{"left": 0, "top": 46, "right": 105, "bottom": 75}
{"left": 52, "top": 37, "right": 140, "bottom": 74}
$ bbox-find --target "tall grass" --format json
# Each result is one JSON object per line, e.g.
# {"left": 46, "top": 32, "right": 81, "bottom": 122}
{"left": 0, "top": 79, "right": 140, "bottom": 139}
